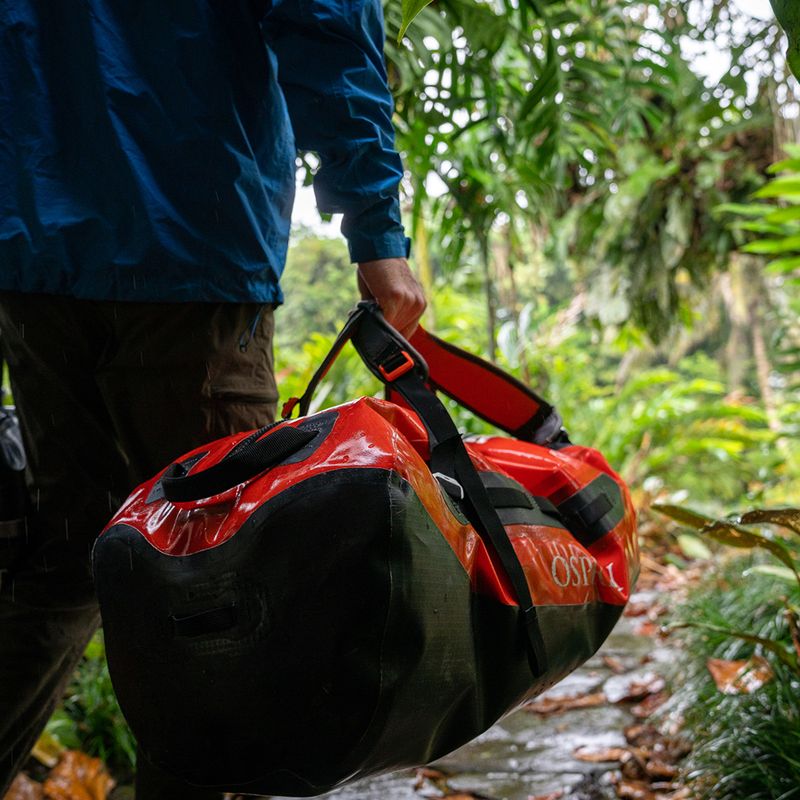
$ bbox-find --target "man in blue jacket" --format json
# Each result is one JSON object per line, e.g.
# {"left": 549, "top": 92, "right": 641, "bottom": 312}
{"left": 0, "top": 1, "right": 425, "bottom": 797}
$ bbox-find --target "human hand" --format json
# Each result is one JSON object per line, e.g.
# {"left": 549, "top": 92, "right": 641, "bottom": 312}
{"left": 356, "top": 258, "right": 427, "bottom": 339}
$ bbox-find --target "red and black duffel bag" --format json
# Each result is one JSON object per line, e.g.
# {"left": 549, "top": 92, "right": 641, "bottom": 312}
{"left": 93, "top": 303, "right": 638, "bottom": 797}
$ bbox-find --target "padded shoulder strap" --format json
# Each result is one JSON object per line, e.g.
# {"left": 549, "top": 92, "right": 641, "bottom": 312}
{"left": 407, "top": 327, "right": 567, "bottom": 445}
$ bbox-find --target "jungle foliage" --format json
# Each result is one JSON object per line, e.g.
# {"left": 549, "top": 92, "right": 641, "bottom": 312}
{"left": 667, "top": 552, "right": 800, "bottom": 799}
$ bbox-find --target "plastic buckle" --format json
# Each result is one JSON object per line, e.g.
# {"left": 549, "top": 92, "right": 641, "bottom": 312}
{"left": 378, "top": 350, "right": 415, "bottom": 382}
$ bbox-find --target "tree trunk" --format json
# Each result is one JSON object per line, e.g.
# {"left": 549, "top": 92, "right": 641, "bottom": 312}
{"left": 743, "top": 258, "right": 782, "bottom": 438}
{"left": 414, "top": 214, "right": 436, "bottom": 330}
{"left": 481, "top": 235, "right": 497, "bottom": 361}
{"left": 719, "top": 261, "right": 750, "bottom": 394}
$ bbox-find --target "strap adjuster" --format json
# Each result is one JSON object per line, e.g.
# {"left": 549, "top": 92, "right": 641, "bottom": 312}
{"left": 378, "top": 350, "right": 415, "bottom": 382}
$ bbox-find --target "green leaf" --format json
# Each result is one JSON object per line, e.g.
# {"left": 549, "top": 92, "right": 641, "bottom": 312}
{"left": 765, "top": 205, "right": 800, "bottom": 224}
{"left": 766, "top": 256, "right": 800, "bottom": 274}
{"left": 754, "top": 177, "right": 800, "bottom": 198}
{"left": 653, "top": 504, "right": 712, "bottom": 530}
{"left": 767, "top": 157, "right": 800, "bottom": 174}
{"left": 744, "top": 564, "right": 799, "bottom": 583}
{"left": 742, "top": 235, "right": 800, "bottom": 254}
{"left": 670, "top": 620, "right": 800, "bottom": 671}
{"left": 737, "top": 508, "right": 800, "bottom": 537}
{"left": 653, "top": 503, "right": 800, "bottom": 586}
{"left": 770, "top": 0, "right": 800, "bottom": 80}
{"left": 677, "top": 533, "right": 713, "bottom": 561}
{"left": 399, "top": 0, "right": 433, "bottom": 39}
{"left": 714, "top": 202, "right": 771, "bottom": 218}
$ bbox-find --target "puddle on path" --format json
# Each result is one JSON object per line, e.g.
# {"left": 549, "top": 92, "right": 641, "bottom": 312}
{"left": 272, "top": 594, "right": 665, "bottom": 800}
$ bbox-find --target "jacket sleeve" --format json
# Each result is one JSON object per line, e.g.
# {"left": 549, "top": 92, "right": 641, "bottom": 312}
{"left": 261, "top": 0, "right": 410, "bottom": 262}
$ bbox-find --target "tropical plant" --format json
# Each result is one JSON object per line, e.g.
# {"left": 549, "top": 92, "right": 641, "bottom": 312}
{"left": 45, "top": 632, "right": 136, "bottom": 781}
{"left": 385, "top": 0, "right": 779, "bottom": 350}
{"left": 666, "top": 555, "right": 800, "bottom": 800}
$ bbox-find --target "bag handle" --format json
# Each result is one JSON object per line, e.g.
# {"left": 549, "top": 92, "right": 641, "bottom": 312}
{"left": 161, "top": 422, "right": 317, "bottom": 503}
{"left": 283, "top": 304, "right": 566, "bottom": 446}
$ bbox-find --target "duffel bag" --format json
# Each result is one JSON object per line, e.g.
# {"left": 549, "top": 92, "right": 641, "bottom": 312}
{"left": 93, "top": 302, "right": 638, "bottom": 797}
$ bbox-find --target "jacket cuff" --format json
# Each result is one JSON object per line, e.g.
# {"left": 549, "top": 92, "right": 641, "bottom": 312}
{"left": 341, "top": 196, "right": 411, "bottom": 263}
{"left": 347, "top": 232, "right": 411, "bottom": 263}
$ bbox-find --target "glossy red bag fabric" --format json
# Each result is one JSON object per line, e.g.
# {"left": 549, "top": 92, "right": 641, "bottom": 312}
{"left": 93, "top": 304, "right": 638, "bottom": 796}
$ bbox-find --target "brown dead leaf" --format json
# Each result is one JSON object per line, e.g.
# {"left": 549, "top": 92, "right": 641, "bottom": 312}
{"left": 413, "top": 767, "right": 449, "bottom": 792}
{"left": 616, "top": 676, "right": 667, "bottom": 704}
{"left": 786, "top": 608, "right": 800, "bottom": 662}
{"left": 624, "top": 602, "right": 650, "bottom": 618}
{"left": 613, "top": 778, "right": 656, "bottom": 800}
{"left": 42, "top": 752, "right": 114, "bottom": 800}
{"left": 634, "top": 621, "right": 665, "bottom": 638}
{"left": 525, "top": 691, "right": 607, "bottom": 715}
{"left": 706, "top": 656, "right": 774, "bottom": 695}
{"left": 631, "top": 691, "right": 669, "bottom": 719}
{"left": 528, "top": 793, "right": 564, "bottom": 800}
{"left": 624, "top": 724, "right": 661, "bottom": 747}
{"left": 645, "top": 761, "right": 678, "bottom": 780}
{"left": 573, "top": 746, "right": 628, "bottom": 763}
{"left": 654, "top": 788, "right": 691, "bottom": 800}
{"left": 602, "top": 655, "right": 627, "bottom": 674}
{"left": 3, "top": 774, "right": 43, "bottom": 800}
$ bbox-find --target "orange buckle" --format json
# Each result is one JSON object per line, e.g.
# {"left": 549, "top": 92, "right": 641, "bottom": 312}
{"left": 378, "top": 351, "right": 415, "bottom": 382}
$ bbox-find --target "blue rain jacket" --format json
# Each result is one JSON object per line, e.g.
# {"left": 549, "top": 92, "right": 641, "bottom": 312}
{"left": 0, "top": 1, "right": 408, "bottom": 303}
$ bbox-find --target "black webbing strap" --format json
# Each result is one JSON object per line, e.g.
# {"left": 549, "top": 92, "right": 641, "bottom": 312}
{"left": 485, "top": 486, "right": 535, "bottom": 510}
{"left": 556, "top": 473, "right": 625, "bottom": 549}
{"left": 162, "top": 423, "right": 317, "bottom": 503}
{"left": 282, "top": 305, "right": 428, "bottom": 420}
{"left": 350, "top": 304, "right": 548, "bottom": 677}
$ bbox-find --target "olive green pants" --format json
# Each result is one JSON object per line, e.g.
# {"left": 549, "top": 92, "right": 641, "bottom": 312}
{"left": 0, "top": 293, "right": 277, "bottom": 799}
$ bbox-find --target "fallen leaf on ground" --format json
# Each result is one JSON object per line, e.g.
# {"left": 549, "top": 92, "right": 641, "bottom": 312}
{"left": 634, "top": 621, "right": 666, "bottom": 638}
{"left": 602, "top": 655, "right": 627, "bottom": 674}
{"left": 615, "top": 676, "right": 666, "bottom": 703}
{"left": 631, "top": 691, "right": 669, "bottom": 718}
{"left": 613, "top": 777, "right": 656, "bottom": 800}
{"left": 528, "top": 792, "right": 563, "bottom": 800}
{"left": 573, "top": 746, "right": 628, "bottom": 763}
{"left": 706, "top": 656, "right": 774, "bottom": 695}
{"left": 525, "top": 691, "right": 607, "bottom": 715}
{"left": 624, "top": 601, "right": 650, "bottom": 618}
{"left": 644, "top": 761, "right": 678, "bottom": 780}
{"left": 413, "top": 767, "right": 449, "bottom": 791}
{"left": 31, "top": 733, "right": 64, "bottom": 770}
{"left": 655, "top": 788, "right": 691, "bottom": 799}
{"left": 624, "top": 724, "right": 661, "bottom": 747}
{"left": 42, "top": 751, "right": 114, "bottom": 800}
{"left": 3, "top": 774, "right": 43, "bottom": 800}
